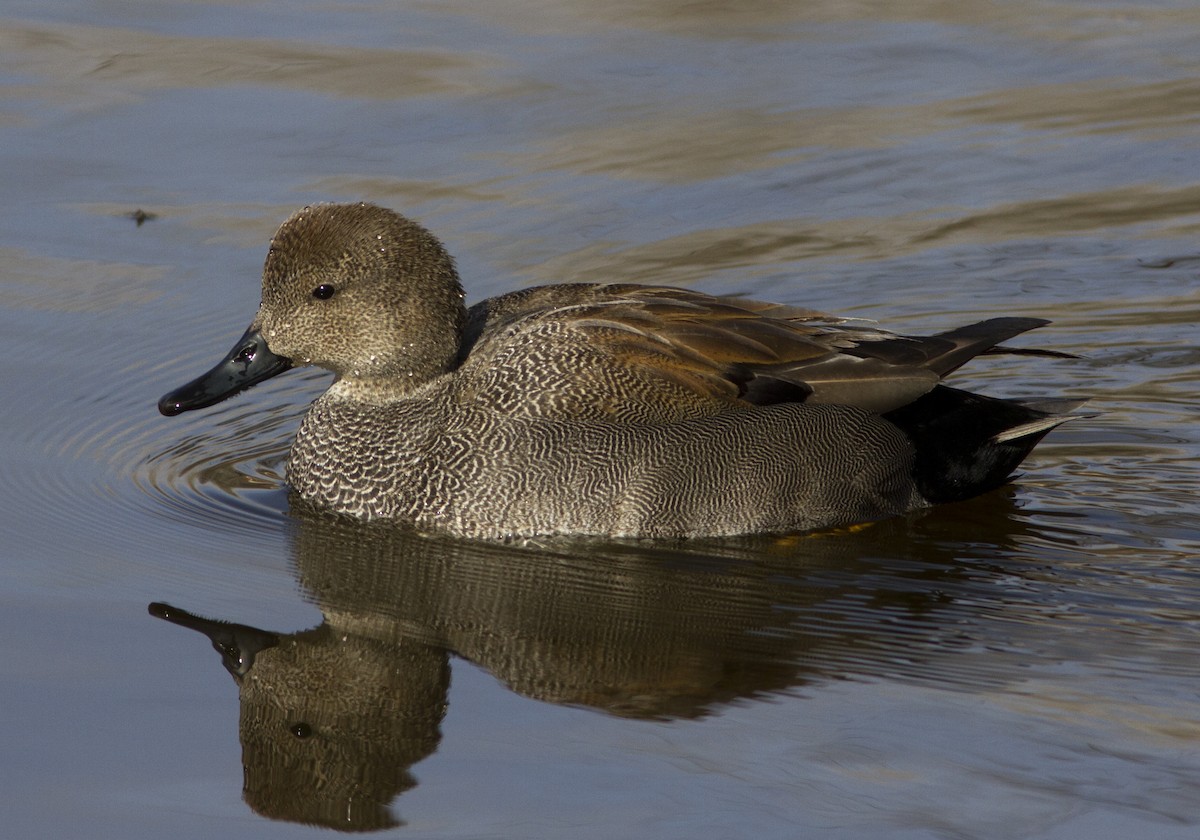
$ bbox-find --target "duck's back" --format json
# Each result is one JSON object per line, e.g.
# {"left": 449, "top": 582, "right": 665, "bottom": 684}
{"left": 452, "top": 283, "right": 939, "bottom": 424}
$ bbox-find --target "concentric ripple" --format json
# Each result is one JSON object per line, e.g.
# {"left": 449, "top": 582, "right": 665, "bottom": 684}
{"left": 125, "top": 369, "right": 332, "bottom": 546}
{"left": 1, "top": 313, "right": 332, "bottom": 562}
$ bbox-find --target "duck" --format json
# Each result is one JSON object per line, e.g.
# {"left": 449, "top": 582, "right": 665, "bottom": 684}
{"left": 159, "top": 202, "right": 1082, "bottom": 539}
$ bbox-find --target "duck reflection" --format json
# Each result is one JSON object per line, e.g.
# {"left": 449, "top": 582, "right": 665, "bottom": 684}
{"left": 149, "top": 597, "right": 447, "bottom": 831}
{"left": 151, "top": 491, "right": 1041, "bottom": 831}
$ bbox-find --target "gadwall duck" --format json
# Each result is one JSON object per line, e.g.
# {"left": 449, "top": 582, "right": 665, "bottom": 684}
{"left": 159, "top": 203, "right": 1080, "bottom": 539}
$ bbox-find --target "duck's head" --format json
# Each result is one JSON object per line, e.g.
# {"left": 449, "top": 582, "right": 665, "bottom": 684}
{"left": 159, "top": 203, "right": 465, "bottom": 415}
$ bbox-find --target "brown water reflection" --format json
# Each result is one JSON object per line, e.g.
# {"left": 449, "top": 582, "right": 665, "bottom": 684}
{"left": 152, "top": 495, "right": 1067, "bottom": 831}
{"left": 0, "top": 21, "right": 502, "bottom": 102}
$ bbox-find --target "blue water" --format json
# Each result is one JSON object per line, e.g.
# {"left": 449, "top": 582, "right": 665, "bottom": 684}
{"left": 1, "top": 2, "right": 1198, "bottom": 837}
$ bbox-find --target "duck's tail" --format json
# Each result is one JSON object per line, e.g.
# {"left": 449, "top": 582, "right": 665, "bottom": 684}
{"left": 883, "top": 385, "right": 1087, "bottom": 504}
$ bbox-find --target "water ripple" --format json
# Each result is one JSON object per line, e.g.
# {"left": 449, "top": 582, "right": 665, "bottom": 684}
{"left": 119, "top": 375, "right": 328, "bottom": 544}
{"left": 4, "top": 328, "right": 330, "bottom": 558}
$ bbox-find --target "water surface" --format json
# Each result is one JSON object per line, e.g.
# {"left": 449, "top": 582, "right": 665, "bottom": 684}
{"left": 1, "top": 2, "right": 1198, "bottom": 838}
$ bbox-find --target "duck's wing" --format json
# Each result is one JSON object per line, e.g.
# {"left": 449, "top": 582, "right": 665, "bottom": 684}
{"left": 460, "top": 283, "right": 1050, "bottom": 415}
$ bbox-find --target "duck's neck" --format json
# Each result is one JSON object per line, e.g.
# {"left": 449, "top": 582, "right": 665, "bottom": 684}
{"left": 325, "top": 372, "right": 447, "bottom": 403}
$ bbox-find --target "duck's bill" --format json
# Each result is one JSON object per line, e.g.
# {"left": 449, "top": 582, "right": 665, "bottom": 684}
{"left": 158, "top": 326, "right": 292, "bottom": 416}
{"left": 149, "top": 602, "right": 279, "bottom": 679}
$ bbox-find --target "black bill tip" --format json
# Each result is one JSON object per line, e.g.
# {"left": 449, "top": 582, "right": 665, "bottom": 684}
{"left": 158, "top": 326, "right": 292, "bottom": 416}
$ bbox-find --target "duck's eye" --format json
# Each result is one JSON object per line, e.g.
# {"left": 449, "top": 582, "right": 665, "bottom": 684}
{"left": 289, "top": 722, "right": 313, "bottom": 739}
{"left": 312, "top": 284, "right": 336, "bottom": 300}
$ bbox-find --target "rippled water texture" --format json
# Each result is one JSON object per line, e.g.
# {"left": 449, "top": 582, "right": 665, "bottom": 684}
{"left": 1, "top": 2, "right": 1199, "bottom": 838}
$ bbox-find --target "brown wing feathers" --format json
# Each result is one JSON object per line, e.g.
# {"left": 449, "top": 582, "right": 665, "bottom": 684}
{"left": 469, "top": 284, "right": 1052, "bottom": 416}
